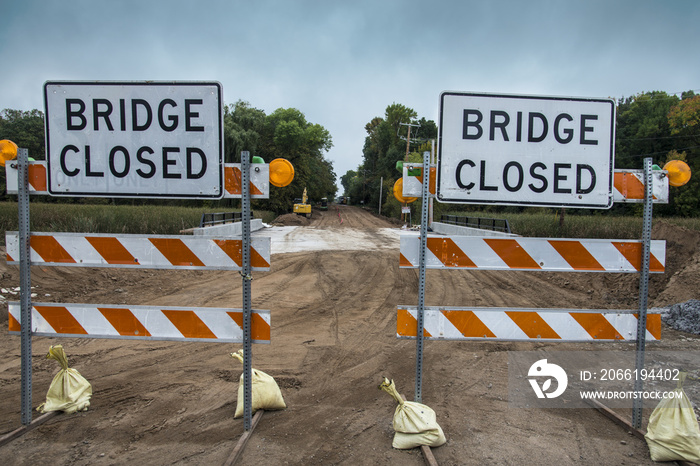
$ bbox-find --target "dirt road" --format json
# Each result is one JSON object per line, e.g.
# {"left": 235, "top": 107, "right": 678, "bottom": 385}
{"left": 1, "top": 206, "right": 699, "bottom": 465}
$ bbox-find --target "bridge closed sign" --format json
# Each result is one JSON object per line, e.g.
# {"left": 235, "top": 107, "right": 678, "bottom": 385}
{"left": 437, "top": 92, "right": 615, "bottom": 208}
{"left": 44, "top": 81, "right": 224, "bottom": 199}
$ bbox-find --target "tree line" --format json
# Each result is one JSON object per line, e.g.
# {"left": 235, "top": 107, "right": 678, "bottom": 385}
{"left": 0, "top": 101, "right": 337, "bottom": 214}
{"left": 342, "top": 91, "right": 700, "bottom": 218}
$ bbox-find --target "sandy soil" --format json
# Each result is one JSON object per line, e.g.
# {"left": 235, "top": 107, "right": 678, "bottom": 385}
{"left": 1, "top": 205, "right": 699, "bottom": 465}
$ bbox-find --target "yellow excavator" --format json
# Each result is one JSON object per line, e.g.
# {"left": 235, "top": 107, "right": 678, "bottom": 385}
{"left": 293, "top": 187, "right": 312, "bottom": 218}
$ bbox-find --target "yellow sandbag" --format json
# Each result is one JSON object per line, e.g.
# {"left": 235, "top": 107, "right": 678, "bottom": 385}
{"left": 645, "top": 372, "right": 700, "bottom": 463}
{"left": 231, "top": 350, "right": 286, "bottom": 418}
{"left": 37, "top": 345, "right": 92, "bottom": 414}
{"left": 379, "top": 377, "right": 446, "bottom": 449}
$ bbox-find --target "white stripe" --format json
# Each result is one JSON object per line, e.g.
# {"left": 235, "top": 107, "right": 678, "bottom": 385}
{"left": 132, "top": 308, "right": 183, "bottom": 338}
{"left": 473, "top": 310, "right": 528, "bottom": 339}
{"left": 68, "top": 306, "right": 121, "bottom": 336}
{"left": 538, "top": 312, "right": 591, "bottom": 340}
{"left": 519, "top": 239, "right": 572, "bottom": 271}
{"left": 196, "top": 309, "right": 243, "bottom": 340}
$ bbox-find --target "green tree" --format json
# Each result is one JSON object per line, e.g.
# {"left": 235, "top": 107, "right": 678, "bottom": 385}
{"left": 223, "top": 100, "right": 266, "bottom": 163}
{"left": 351, "top": 103, "right": 436, "bottom": 214}
{"left": 615, "top": 91, "right": 679, "bottom": 169}
{"left": 256, "top": 107, "right": 335, "bottom": 213}
{"left": 0, "top": 109, "right": 45, "bottom": 159}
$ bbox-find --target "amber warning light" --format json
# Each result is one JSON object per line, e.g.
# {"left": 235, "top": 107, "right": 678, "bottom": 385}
{"left": 663, "top": 160, "right": 691, "bottom": 187}
{"left": 0, "top": 139, "right": 18, "bottom": 167}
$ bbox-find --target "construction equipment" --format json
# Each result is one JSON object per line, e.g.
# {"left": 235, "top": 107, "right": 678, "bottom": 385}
{"left": 293, "top": 188, "right": 312, "bottom": 218}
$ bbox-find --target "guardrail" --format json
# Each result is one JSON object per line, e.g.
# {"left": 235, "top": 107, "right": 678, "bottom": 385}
{"left": 439, "top": 215, "right": 511, "bottom": 233}
{"left": 200, "top": 211, "right": 254, "bottom": 228}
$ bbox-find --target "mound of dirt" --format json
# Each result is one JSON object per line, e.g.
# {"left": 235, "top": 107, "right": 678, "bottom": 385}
{"left": 271, "top": 213, "right": 310, "bottom": 226}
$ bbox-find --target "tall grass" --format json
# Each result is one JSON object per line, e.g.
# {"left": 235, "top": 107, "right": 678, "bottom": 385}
{"left": 442, "top": 210, "right": 700, "bottom": 239}
{"left": 0, "top": 202, "right": 276, "bottom": 245}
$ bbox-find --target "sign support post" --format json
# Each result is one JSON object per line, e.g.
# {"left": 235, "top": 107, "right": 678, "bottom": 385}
{"left": 632, "top": 157, "right": 653, "bottom": 428}
{"left": 414, "top": 150, "right": 430, "bottom": 403}
{"left": 17, "top": 148, "right": 33, "bottom": 425}
{"left": 240, "top": 152, "right": 253, "bottom": 431}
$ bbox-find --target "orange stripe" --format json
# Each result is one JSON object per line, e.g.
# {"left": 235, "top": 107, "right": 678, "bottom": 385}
{"left": 224, "top": 166, "right": 263, "bottom": 196}
{"left": 250, "top": 245, "right": 270, "bottom": 268}
{"left": 31, "top": 236, "right": 75, "bottom": 263}
{"left": 8, "top": 312, "right": 21, "bottom": 331}
{"left": 227, "top": 312, "right": 270, "bottom": 341}
{"left": 35, "top": 306, "right": 87, "bottom": 334}
{"left": 98, "top": 308, "right": 151, "bottom": 337}
{"left": 149, "top": 238, "right": 204, "bottom": 267}
{"left": 640, "top": 313, "right": 661, "bottom": 340}
{"left": 7, "top": 252, "right": 15, "bottom": 262}
{"left": 399, "top": 253, "right": 412, "bottom": 267}
{"left": 614, "top": 172, "right": 644, "bottom": 200}
{"left": 225, "top": 166, "right": 242, "bottom": 195}
{"left": 86, "top": 237, "right": 138, "bottom": 265}
{"left": 570, "top": 313, "right": 623, "bottom": 340}
{"left": 162, "top": 310, "right": 216, "bottom": 339}
{"left": 426, "top": 237, "right": 476, "bottom": 267}
{"left": 506, "top": 311, "right": 560, "bottom": 339}
{"left": 443, "top": 310, "right": 496, "bottom": 338}
{"left": 548, "top": 240, "right": 604, "bottom": 271}
{"left": 396, "top": 308, "right": 432, "bottom": 337}
{"left": 213, "top": 239, "right": 270, "bottom": 268}
{"left": 611, "top": 242, "right": 665, "bottom": 272}
{"left": 28, "top": 163, "right": 47, "bottom": 191}
{"left": 484, "top": 239, "right": 540, "bottom": 269}
{"left": 213, "top": 239, "right": 243, "bottom": 266}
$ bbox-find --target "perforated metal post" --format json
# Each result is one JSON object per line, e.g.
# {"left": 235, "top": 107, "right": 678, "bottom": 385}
{"left": 415, "top": 150, "right": 430, "bottom": 403}
{"left": 240, "top": 151, "right": 253, "bottom": 430}
{"left": 632, "top": 157, "right": 653, "bottom": 429}
{"left": 17, "top": 148, "right": 33, "bottom": 425}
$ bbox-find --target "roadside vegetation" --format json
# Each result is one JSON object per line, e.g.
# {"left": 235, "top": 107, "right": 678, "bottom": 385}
{"left": 440, "top": 209, "right": 700, "bottom": 239}
{"left": 0, "top": 202, "right": 276, "bottom": 245}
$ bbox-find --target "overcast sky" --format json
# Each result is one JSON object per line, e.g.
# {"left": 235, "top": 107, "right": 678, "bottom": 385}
{"left": 2, "top": 0, "right": 698, "bottom": 189}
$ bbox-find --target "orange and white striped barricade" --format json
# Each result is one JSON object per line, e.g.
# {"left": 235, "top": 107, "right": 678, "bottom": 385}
{"left": 5, "top": 232, "right": 271, "bottom": 271}
{"left": 396, "top": 306, "right": 661, "bottom": 342}
{"left": 613, "top": 169, "right": 668, "bottom": 204}
{"left": 399, "top": 234, "right": 665, "bottom": 273}
{"left": 400, "top": 167, "right": 670, "bottom": 203}
{"left": 5, "top": 161, "right": 270, "bottom": 199}
{"left": 223, "top": 163, "right": 269, "bottom": 199}
{"left": 8, "top": 302, "right": 270, "bottom": 343}
{"left": 402, "top": 164, "right": 436, "bottom": 198}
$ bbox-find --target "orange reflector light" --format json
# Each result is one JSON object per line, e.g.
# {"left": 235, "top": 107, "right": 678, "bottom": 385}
{"left": 393, "top": 178, "right": 418, "bottom": 204}
{"left": 663, "top": 160, "right": 691, "bottom": 187}
{"left": 269, "top": 158, "right": 295, "bottom": 187}
{"left": 0, "top": 139, "right": 18, "bottom": 167}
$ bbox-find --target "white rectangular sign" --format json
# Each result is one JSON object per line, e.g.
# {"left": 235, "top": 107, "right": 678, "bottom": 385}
{"left": 437, "top": 92, "right": 615, "bottom": 208}
{"left": 44, "top": 81, "right": 224, "bottom": 199}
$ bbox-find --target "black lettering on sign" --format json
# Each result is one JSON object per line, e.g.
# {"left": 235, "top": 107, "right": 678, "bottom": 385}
{"left": 163, "top": 147, "right": 181, "bottom": 179}
{"left": 158, "top": 99, "right": 178, "bottom": 132}
{"left": 109, "top": 146, "right": 130, "bottom": 178}
{"left": 93, "top": 99, "right": 114, "bottom": 131}
{"left": 66, "top": 99, "right": 87, "bottom": 130}
{"left": 456, "top": 159, "right": 476, "bottom": 190}
{"left": 85, "top": 146, "right": 104, "bottom": 178}
{"left": 60, "top": 145, "right": 80, "bottom": 176}
{"left": 462, "top": 110, "right": 483, "bottom": 140}
{"left": 185, "top": 99, "right": 204, "bottom": 132}
{"left": 132, "top": 99, "right": 153, "bottom": 131}
{"left": 136, "top": 147, "right": 156, "bottom": 178}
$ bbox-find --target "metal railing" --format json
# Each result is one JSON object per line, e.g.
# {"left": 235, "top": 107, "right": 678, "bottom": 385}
{"left": 440, "top": 215, "right": 511, "bottom": 233}
{"left": 199, "top": 211, "right": 253, "bottom": 228}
